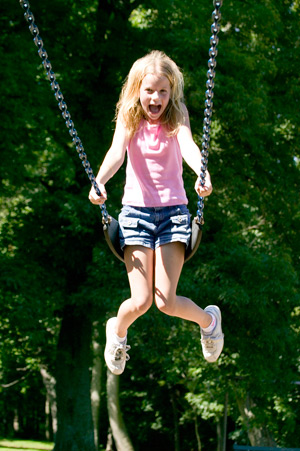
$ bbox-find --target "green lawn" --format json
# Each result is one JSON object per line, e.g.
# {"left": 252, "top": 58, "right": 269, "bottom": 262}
{"left": 0, "top": 439, "right": 53, "bottom": 451}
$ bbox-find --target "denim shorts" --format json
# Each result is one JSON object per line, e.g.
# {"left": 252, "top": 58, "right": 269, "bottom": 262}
{"left": 118, "top": 204, "right": 191, "bottom": 251}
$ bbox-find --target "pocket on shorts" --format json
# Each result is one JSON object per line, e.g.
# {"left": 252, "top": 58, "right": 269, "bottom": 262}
{"left": 121, "top": 217, "right": 139, "bottom": 229}
{"left": 170, "top": 214, "right": 189, "bottom": 226}
{"left": 119, "top": 216, "right": 140, "bottom": 246}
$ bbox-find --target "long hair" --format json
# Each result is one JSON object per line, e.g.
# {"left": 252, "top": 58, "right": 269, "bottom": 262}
{"left": 116, "top": 51, "right": 186, "bottom": 138}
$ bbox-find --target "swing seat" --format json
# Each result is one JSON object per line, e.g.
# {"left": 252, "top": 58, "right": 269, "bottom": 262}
{"left": 103, "top": 215, "right": 202, "bottom": 263}
{"left": 185, "top": 217, "right": 203, "bottom": 262}
{"left": 103, "top": 216, "right": 124, "bottom": 262}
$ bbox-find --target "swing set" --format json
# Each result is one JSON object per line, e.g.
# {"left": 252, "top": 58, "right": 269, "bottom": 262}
{"left": 19, "top": 0, "right": 222, "bottom": 263}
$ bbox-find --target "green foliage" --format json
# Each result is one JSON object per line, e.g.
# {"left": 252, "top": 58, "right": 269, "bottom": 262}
{"left": 0, "top": 0, "right": 299, "bottom": 449}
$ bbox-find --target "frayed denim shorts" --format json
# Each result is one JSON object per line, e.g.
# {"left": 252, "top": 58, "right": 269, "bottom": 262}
{"left": 119, "top": 204, "right": 191, "bottom": 251}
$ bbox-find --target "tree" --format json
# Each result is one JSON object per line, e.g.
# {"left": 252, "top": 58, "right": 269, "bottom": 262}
{"left": 1, "top": 0, "right": 299, "bottom": 449}
{"left": 106, "top": 371, "right": 134, "bottom": 451}
{"left": 54, "top": 309, "right": 95, "bottom": 451}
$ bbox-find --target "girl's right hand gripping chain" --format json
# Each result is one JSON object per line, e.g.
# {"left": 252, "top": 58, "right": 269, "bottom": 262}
{"left": 88, "top": 183, "right": 107, "bottom": 205}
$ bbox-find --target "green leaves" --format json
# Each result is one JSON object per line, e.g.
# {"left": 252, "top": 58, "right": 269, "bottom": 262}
{"left": 0, "top": 0, "right": 299, "bottom": 448}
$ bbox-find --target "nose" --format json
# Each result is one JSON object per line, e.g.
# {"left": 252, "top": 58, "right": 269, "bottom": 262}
{"left": 151, "top": 91, "right": 159, "bottom": 102}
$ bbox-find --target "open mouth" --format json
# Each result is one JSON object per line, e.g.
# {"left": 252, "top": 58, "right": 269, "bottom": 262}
{"left": 149, "top": 105, "right": 162, "bottom": 115}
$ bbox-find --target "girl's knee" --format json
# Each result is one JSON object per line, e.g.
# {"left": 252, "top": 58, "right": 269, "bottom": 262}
{"left": 155, "top": 293, "right": 176, "bottom": 316}
{"left": 132, "top": 294, "right": 153, "bottom": 315}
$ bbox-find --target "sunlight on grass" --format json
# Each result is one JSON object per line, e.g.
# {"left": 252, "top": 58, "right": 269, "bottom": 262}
{"left": 0, "top": 439, "right": 53, "bottom": 451}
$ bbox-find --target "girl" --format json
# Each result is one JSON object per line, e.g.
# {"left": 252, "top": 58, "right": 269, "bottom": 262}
{"left": 89, "top": 51, "right": 224, "bottom": 375}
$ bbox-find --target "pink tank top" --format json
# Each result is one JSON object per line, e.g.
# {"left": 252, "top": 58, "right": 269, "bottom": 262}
{"left": 122, "top": 120, "right": 188, "bottom": 207}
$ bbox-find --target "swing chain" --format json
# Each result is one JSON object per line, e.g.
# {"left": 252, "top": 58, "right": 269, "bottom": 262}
{"left": 19, "top": 0, "right": 110, "bottom": 225}
{"left": 197, "top": 0, "right": 222, "bottom": 225}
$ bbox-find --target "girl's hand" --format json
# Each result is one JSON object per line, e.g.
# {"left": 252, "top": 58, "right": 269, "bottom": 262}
{"left": 88, "top": 183, "right": 107, "bottom": 205}
{"left": 195, "top": 174, "right": 213, "bottom": 197}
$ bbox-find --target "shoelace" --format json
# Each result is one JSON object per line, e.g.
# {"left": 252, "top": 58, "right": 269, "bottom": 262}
{"left": 112, "top": 344, "right": 131, "bottom": 362}
{"left": 201, "top": 336, "right": 223, "bottom": 350}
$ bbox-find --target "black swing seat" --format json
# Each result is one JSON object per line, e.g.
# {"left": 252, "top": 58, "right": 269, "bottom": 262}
{"left": 102, "top": 215, "right": 202, "bottom": 263}
{"left": 102, "top": 216, "right": 124, "bottom": 262}
{"left": 185, "top": 216, "right": 203, "bottom": 262}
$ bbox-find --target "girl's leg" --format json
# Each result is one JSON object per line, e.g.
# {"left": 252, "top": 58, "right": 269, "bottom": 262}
{"left": 154, "top": 242, "right": 212, "bottom": 328}
{"left": 115, "top": 245, "right": 154, "bottom": 337}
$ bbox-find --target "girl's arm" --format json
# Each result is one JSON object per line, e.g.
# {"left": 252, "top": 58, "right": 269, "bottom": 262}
{"left": 177, "top": 105, "right": 213, "bottom": 197}
{"left": 89, "top": 119, "right": 129, "bottom": 205}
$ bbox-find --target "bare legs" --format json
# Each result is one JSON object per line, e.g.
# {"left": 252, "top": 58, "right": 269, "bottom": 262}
{"left": 115, "top": 245, "right": 154, "bottom": 337}
{"left": 114, "top": 242, "right": 212, "bottom": 338}
{"left": 154, "top": 242, "right": 212, "bottom": 327}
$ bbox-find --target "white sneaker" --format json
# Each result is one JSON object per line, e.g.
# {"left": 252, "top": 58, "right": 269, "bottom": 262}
{"left": 201, "top": 305, "right": 224, "bottom": 363}
{"left": 104, "top": 317, "right": 130, "bottom": 375}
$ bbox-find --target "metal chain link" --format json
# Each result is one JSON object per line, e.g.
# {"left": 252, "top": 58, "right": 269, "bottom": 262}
{"left": 19, "top": 0, "right": 110, "bottom": 225}
{"left": 197, "top": 0, "right": 222, "bottom": 225}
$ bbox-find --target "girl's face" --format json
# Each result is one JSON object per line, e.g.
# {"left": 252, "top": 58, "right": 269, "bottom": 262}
{"left": 139, "top": 73, "right": 171, "bottom": 124}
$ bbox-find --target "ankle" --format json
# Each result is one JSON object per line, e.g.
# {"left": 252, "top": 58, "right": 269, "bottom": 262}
{"left": 114, "top": 326, "right": 127, "bottom": 343}
{"left": 201, "top": 313, "right": 216, "bottom": 333}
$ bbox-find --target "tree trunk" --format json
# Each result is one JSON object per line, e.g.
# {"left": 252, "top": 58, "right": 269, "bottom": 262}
{"left": 45, "top": 398, "right": 51, "bottom": 441}
{"left": 13, "top": 409, "right": 20, "bottom": 433}
{"left": 91, "top": 323, "right": 103, "bottom": 449}
{"left": 106, "top": 370, "right": 134, "bottom": 451}
{"left": 106, "top": 427, "right": 113, "bottom": 451}
{"left": 217, "top": 392, "right": 228, "bottom": 451}
{"left": 170, "top": 390, "right": 180, "bottom": 451}
{"left": 40, "top": 366, "right": 57, "bottom": 440}
{"left": 236, "top": 395, "right": 276, "bottom": 447}
{"left": 53, "top": 307, "right": 96, "bottom": 451}
{"left": 194, "top": 416, "right": 202, "bottom": 451}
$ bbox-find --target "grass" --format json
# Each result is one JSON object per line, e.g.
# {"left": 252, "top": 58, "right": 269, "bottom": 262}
{"left": 0, "top": 439, "right": 53, "bottom": 451}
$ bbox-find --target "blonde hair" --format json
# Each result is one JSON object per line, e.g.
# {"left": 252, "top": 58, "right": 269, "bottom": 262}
{"left": 116, "top": 50, "right": 186, "bottom": 138}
